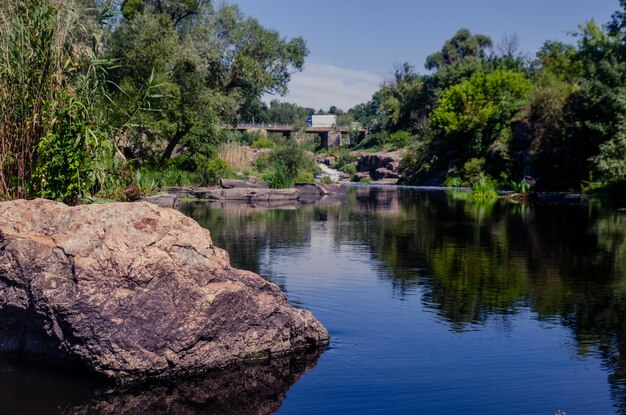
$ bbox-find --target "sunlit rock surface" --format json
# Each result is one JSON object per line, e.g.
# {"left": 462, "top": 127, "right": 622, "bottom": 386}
{"left": 0, "top": 199, "right": 328, "bottom": 383}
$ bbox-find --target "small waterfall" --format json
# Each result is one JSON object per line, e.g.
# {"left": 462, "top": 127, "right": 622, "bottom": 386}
{"left": 316, "top": 163, "right": 347, "bottom": 182}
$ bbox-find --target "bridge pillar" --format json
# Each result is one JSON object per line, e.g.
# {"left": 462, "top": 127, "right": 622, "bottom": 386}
{"left": 320, "top": 131, "right": 342, "bottom": 149}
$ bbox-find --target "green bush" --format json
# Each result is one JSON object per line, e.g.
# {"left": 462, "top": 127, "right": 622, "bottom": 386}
{"left": 470, "top": 176, "right": 499, "bottom": 199}
{"left": 463, "top": 158, "right": 486, "bottom": 183}
{"left": 200, "top": 158, "right": 231, "bottom": 186}
{"left": 256, "top": 142, "right": 316, "bottom": 188}
{"left": 261, "top": 161, "right": 292, "bottom": 189}
{"left": 251, "top": 136, "right": 277, "bottom": 149}
{"left": 387, "top": 130, "right": 413, "bottom": 150}
{"left": 444, "top": 176, "right": 463, "bottom": 187}
{"left": 294, "top": 171, "right": 315, "bottom": 183}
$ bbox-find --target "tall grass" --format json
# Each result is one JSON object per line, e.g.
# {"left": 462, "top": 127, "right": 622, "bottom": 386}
{"left": 218, "top": 142, "right": 253, "bottom": 173}
{"left": 0, "top": 0, "right": 75, "bottom": 198}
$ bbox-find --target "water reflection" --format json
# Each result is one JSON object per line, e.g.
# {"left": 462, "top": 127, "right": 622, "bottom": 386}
{"left": 1, "top": 350, "right": 322, "bottom": 415}
{"left": 179, "top": 187, "right": 626, "bottom": 412}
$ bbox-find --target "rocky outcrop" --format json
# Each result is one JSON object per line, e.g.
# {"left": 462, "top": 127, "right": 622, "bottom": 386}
{"left": 219, "top": 177, "right": 269, "bottom": 190}
{"left": 191, "top": 187, "right": 300, "bottom": 201}
{"left": 293, "top": 183, "right": 348, "bottom": 196}
{"left": 165, "top": 186, "right": 299, "bottom": 202}
{"left": 0, "top": 199, "right": 328, "bottom": 383}
{"left": 357, "top": 152, "right": 402, "bottom": 181}
{"left": 315, "top": 154, "right": 337, "bottom": 166}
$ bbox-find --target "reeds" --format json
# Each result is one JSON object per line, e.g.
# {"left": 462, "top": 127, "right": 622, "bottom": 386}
{"left": 218, "top": 142, "right": 253, "bottom": 173}
{"left": 0, "top": 0, "right": 76, "bottom": 199}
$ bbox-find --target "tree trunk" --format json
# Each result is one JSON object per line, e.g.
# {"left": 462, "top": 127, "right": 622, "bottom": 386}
{"left": 160, "top": 125, "right": 191, "bottom": 164}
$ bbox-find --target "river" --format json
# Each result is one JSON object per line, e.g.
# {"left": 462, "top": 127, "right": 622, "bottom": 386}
{"left": 3, "top": 186, "right": 626, "bottom": 414}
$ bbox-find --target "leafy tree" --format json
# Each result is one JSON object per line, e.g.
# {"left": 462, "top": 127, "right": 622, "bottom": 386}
{"left": 568, "top": 20, "right": 626, "bottom": 186}
{"left": 430, "top": 70, "right": 530, "bottom": 174}
{"left": 263, "top": 99, "right": 314, "bottom": 125}
{"left": 110, "top": 1, "right": 308, "bottom": 163}
{"left": 425, "top": 28, "right": 493, "bottom": 71}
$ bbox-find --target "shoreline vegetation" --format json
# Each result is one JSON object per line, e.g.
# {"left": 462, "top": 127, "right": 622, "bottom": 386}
{"left": 0, "top": 0, "right": 625, "bottom": 207}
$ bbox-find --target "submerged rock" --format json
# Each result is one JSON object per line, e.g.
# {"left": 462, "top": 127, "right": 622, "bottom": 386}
{"left": 0, "top": 199, "right": 328, "bottom": 383}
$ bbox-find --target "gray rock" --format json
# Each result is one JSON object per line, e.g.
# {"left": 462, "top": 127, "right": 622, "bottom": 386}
{"left": 0, "top": 199, "right": 328, "bottom": 383}
{"left": 293, "top": 183, "right": 328, "bottom": 196}
{"left": 139, "top": 193, "right": 179, "bottom": 208}
{"left": 191, "top": 188, "right": 300, "bottom": 201}
{"left": 220, "top": 177, "right": 269, "bottom": 189}
{"left": 357, "top": 152, "right": 403, "bottom": 180}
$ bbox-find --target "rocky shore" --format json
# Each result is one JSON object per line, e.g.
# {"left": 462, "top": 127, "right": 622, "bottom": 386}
{"left": 142, "top": 178, "right": 349, "bottom": 209}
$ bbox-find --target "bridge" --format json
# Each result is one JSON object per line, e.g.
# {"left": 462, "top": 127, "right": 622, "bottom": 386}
{"left": 229, "top": 123, "right": 367, "bottom": 148}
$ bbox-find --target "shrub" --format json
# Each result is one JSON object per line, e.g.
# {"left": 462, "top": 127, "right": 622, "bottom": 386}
{"left": 201, "top": 158, "right": 231, "bottom": 186}
{"left": 387, "top": 130, "right": 413, "bottom": 150}
{"left": 463, "top": 158, "right": 486, "bottom": 183}
{"left": 251, "top": 136, "right": 277, "bottom": 149}
{"left": 444, "top": 176, "right": 463, "bottom": 187}
{"left": 470, "top": 176, "right": 498, "bottom": 199}
{"left": 256, "top": 142, "right": 316, "bottom": 188}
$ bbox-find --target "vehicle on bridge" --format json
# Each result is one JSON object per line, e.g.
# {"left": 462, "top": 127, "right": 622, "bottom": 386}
{"left": 306, "top": 114, "right": 337, "bottom": 128}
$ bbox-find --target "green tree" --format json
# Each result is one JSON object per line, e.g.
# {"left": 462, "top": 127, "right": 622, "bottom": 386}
{"left": 425, "top": 29, "right": 493, "bottom": 71}
{"left": 430, "top": 70, "right": 530, "bottom": 175}
{"left": 110, "top": 1, "right": 308, "bottom": 163}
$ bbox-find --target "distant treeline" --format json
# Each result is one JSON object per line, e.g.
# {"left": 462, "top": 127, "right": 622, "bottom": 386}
{"left": 337, "top": 3, "right": 626, "bottom": 195}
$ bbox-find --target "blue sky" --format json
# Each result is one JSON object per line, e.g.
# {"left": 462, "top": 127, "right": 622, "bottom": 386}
{"left": 233, "top": 0, "right": 618, "bottom": 111}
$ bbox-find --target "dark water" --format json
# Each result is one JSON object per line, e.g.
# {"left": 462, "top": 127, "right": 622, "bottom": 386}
{"left": 3, "top": 186, "right": 626, "bottom": 414}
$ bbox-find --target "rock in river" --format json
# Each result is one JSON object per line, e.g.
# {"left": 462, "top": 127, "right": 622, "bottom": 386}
{"left": 0, "top": 199, "right": 329, "bottom": 383}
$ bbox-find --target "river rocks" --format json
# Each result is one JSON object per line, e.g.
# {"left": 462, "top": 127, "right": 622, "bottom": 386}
{"left": 0, "top": 199, "right": 329, "bottom": 383}
{"left": 219, "top": 177, "right": 269, "bottom": 190}
{"left": 315, "top": 154, "right": 337, "bottom": 166}
{"left": 191, "top": 187, "right": 300, "bottom": 201}
{"left": 356, "top": 152, "right": 402, "bottom": 181}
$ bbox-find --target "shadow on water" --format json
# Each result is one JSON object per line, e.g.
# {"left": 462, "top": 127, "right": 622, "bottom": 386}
{"left": 1, "top": 349, "right": 322, "bottom": 415}
{"left": 179, "top": 186, "right": 626, "bottom": 413}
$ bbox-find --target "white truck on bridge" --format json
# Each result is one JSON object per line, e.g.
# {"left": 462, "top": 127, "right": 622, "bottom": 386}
{"left": 307, "top": 114, "right": 337, "bottom": 128}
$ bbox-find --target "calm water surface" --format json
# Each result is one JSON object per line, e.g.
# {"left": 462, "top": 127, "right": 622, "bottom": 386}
{"left": 180, "top": 187, "right": 626, "bottom": 415}
{"left": 3, "top": 186, "right": 626, "bottom": 414}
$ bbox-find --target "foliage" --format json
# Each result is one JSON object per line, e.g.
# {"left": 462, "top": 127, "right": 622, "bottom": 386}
{"left": 425, "top": 29, "right": 493, "bottom": 71}
{"left": 444, "top": 176, "right": 463, "bottom": 187}
{"left": 470, "top": 176, "right": 499, "bottom": 199}
{"left": 387, "top": 131, "right": 414, "bottom": 150}
{"left": 431, "top": 70, "right": 530, "bottom": 147}
{"left": 251, "top": 136, "right": 278, "bottom": 149}
{"left": 0, "top": 0, "right": 78, "bottom": 199}
{"left": 33, "top": 100, "right": 110, "bottom": 204}
{"left": 510, "top": 179, "right": 534, "bottom": 194}
{"left": 218, "top": 142, "right": 253, "bottom": 174}
{"left": 257, "top": 142, "right": 316, "bottom": 189}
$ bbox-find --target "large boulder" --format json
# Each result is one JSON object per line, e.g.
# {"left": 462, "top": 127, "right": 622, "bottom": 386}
{"left": 0, "top": 199, "right": 328, "bottom": 383}
{"left": 357, "top": 152, "right": 402, "bottom": 180}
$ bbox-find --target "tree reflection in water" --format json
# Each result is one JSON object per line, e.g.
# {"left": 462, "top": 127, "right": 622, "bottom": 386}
{"left": 180, "top": 187, "right": 626, "bottom": 412}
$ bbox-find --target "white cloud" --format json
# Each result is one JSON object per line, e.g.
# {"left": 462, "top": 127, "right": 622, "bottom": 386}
{"left": 267, "top": 63, "right": 382, "bottom": 111}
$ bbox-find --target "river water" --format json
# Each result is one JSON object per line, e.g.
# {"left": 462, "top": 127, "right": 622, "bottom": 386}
{"left": 3, "top": 186, "right": 626, "bottom": 414}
